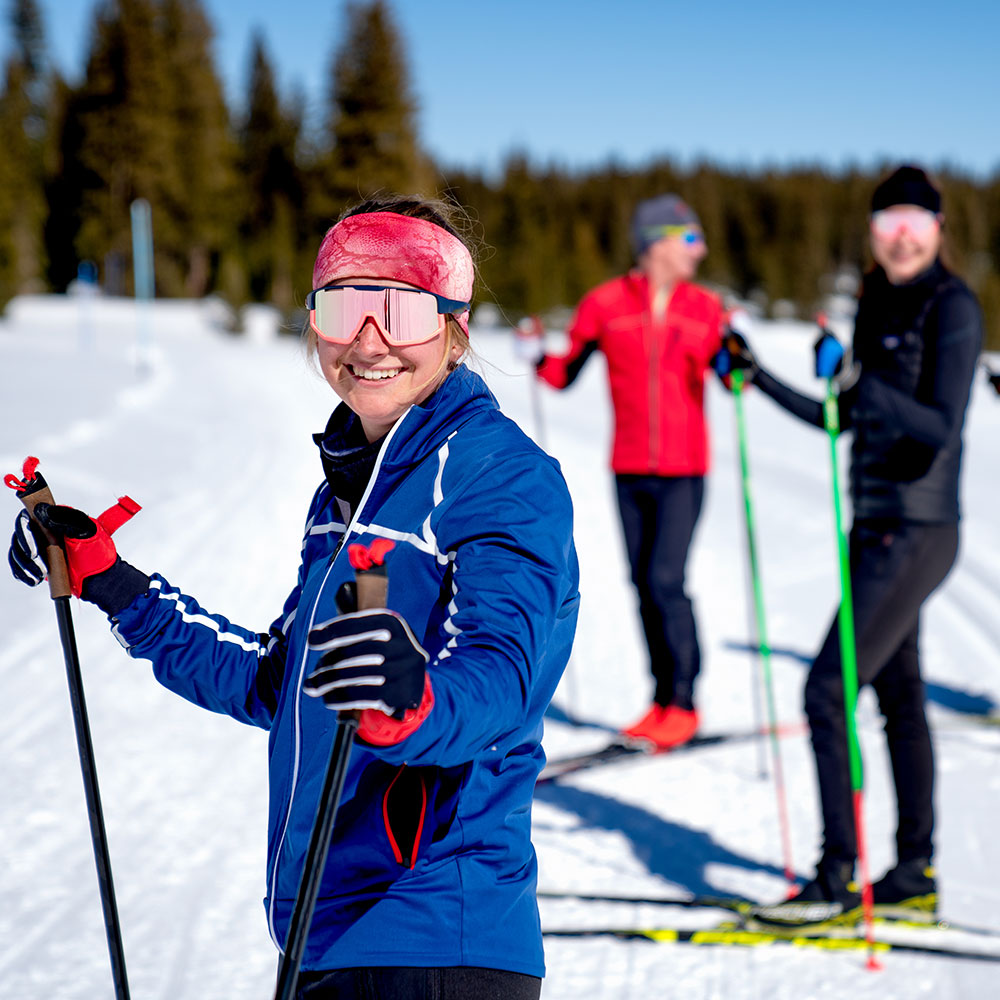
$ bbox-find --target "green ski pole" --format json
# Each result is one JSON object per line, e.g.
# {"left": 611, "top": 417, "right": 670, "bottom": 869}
{"left": 728, "top": 365, "right": 795, "bottom": 892}
{"left": 816, "top": 315, "right": 880, "bottom": 971}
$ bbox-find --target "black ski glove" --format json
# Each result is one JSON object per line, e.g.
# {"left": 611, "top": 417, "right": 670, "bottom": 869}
{"left": 304, "top": 609, "right": 428, "bottom": 718}
{"left": 9, "top": 509, "right": 47, "bottom": 587}
{"left": 7, "top": 504, "right": 149, "bottom": 614}
{"left": 713, "top": 330, "right": 758, "bottom": 380}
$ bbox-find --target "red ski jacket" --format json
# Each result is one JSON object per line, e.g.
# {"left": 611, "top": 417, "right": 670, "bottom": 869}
{"left": 537, "top": 271, "right": 724, "bottom": 476}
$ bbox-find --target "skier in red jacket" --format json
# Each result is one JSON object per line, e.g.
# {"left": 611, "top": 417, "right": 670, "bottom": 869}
{"left": 536, "top": 194, "right": 725, "bottom": 749}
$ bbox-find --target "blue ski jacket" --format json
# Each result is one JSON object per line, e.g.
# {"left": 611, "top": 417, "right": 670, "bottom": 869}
{"left": 107, "top": 365, "right": 580, "bottom": 976}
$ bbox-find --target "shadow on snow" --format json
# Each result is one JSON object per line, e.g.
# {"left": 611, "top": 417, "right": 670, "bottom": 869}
{"left": 543, "top": 699, "right": 618, "bottom": 734}
{"left": 533, "top": 780, "right": 789, "bottom": 897}
{"left": 723, "top": 640, "right": 998, "bottom": 716}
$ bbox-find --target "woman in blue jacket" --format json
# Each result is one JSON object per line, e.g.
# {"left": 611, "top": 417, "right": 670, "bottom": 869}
{"left": 9, "top": 197, "right": 580, "bottom": 998}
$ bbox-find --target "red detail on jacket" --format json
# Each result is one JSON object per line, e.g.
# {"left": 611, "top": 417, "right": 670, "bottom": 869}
{"left": 536, "top": 272, "right": 724, "bottom": 475}
{"left": 381, "top": 765, "right": 428, "bottom": 869}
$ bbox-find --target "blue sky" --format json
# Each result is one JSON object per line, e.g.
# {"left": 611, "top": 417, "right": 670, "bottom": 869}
{"left": 28, "top": 0, "right": 1000, "bottom": 177}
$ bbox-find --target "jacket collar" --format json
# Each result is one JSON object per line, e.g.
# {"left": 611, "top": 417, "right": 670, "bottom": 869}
{"left": 315, "top": 364, "right": 497, "bottom": 479}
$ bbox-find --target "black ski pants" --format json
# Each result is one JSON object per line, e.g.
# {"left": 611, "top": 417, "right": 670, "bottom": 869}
{"left": 615, "top": 474, "right": 704, "bottom": 710}
{"left": 805, "top": 519, "right": 959, "bottom": 869}
{"left": 294, "top": 965, "right": 542, "bottom": 999}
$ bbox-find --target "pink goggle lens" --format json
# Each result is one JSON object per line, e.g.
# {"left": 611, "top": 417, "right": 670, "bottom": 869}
{"left": 308, "top": 285, "right": 467, "bottom": 346}
{"left": 870, "top": 208, "right": 939, "bottom": 240}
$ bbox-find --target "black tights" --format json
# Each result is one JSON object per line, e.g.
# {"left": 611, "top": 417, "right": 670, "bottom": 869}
{"left": 615, "top": 474, "right": 704, "bottom": 708}
{"left": 295, "top": 965, "right": 542, "bottom": 999}
{"left": 805, "top": 520, "right": 958, "bottom": 867}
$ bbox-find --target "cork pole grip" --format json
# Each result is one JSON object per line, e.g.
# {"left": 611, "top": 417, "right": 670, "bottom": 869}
{"left": 354, "top": 571, "right": 388, "bottom": 612}
{"left": 342, "top": 566, "right": 390, "bottom": 725}
{"left": 18, "top": 479, "right": 72, "bottom": 599}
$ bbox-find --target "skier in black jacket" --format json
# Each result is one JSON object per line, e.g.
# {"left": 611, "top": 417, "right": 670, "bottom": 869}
{"left": 724, "top": 165, "right": 983, "bottom": 926}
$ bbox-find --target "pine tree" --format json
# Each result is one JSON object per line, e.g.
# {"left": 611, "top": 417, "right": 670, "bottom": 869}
{"left": 0, "top": 0, "right": 50, "bottom": 302}
{"left": 238, "top": 31, "right": 302, "bottom": 310}
{"left": 67, "top": 0, "right": 233, "bottom": 297}
{"left": 41, "top": 72, "right": 77, "bottom": 291}
{"left": 159, "top": 0, "right": 236, "bottom": 296}
{"left": 321, "top": 0, "right": 432, "bottom": 216}
{"left": 71, "top": 0, "right": 177, "bottom": 293}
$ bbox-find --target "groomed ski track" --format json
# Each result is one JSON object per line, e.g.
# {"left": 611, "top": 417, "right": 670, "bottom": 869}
{"left": 2, "top": 299, "right": 999, "bottom": 998}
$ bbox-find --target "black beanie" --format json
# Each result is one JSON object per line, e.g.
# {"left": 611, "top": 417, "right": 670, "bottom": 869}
{"left": 870, "top": 165, "right": 941, "bottom": 214}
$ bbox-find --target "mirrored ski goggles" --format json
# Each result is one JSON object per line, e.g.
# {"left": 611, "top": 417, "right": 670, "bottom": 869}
{"left": 640, "top": 224, "right": 705, "bottom": 247}
{"left": 306, "top": 284, "right": 470, "bottom": 346}
{"left": 870, "top": 208, "right": 940, "bottom": 240}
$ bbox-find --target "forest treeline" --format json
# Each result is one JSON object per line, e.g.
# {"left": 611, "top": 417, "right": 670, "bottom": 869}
{"left": 2, "top": 0, "right": 998, "bottom": 345}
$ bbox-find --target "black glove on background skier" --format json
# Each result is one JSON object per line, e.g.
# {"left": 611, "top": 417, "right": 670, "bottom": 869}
{"left": 713, "top": 329, "right": 758, "bottom": 379}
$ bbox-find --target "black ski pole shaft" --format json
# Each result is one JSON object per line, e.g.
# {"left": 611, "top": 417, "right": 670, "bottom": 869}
{"left": 55, "top": 595, "right": 131, "bottom": 998}
{"left": 14, "top": 467, "right": 131, "bottom": 1000}
{"left": 274, "top": 539, "right": 393, "bottom": 1000}
{"left": 273, "top": 717, "right": 357, "bottom": 1000}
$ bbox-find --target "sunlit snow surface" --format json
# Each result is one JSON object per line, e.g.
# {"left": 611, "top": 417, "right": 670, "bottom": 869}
{"left": 2, "top": 295, "right": 998, "bottom": 998}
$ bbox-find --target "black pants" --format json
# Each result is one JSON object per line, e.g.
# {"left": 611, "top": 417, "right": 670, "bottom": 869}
{"left": 295, "top": 965, "right": 542, "bottom": 999}
{"left": 805, "top": 519, "right": 959, "bottom": 867}
{"left": 615, "top": 474, "right": 705, "bottom": 709}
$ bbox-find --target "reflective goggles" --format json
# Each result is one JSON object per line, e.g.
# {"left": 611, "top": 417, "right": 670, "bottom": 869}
{"left": 870, "top": 208, "right": 940, "bottom": 240}
{"left": 306, "top": 284, "right": 470, "bottom": 346}
{"left": 641, "top": 224, "right": 705, "bottom": 247}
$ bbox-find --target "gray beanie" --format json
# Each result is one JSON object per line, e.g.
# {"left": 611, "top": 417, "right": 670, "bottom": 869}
{"left": 630, "top": 194, "right": 701, "bottom": 256}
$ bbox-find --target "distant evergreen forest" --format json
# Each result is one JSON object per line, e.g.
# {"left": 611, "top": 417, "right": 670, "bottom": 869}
{"left": 2, "top": 0, "right": 998, "bottom": 346}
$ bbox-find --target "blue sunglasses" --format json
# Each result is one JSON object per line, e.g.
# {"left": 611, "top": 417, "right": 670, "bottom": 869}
{"left": 642, "top": 224, "right": 705, "bottom": 246}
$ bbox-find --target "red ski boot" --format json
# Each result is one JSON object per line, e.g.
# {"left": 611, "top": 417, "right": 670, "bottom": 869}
{"left": 623, "top": 704, "right": 699, "bottom": 750}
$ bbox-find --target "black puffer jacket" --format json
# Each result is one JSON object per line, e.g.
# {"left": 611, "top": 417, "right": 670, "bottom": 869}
{"left": 755, "top": 260, "right": 982, "bottom": 523}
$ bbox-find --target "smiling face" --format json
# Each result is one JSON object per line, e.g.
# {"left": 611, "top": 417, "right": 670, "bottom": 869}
{"left": 870, "top": 205, "right": 942, "bottom": 285}
{"left": 640, "top": 228, "right": 707, "bottom": 288}
{"left": 316, "top": 278, "right": 465, "bottom": 441}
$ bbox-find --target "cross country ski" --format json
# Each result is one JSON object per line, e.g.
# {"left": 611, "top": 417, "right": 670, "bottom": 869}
{"left": 542, "top": 923, "right": 1000, "bottom": 963}
{"left": 538, "top": 723, "right": 804, "bottom": 782}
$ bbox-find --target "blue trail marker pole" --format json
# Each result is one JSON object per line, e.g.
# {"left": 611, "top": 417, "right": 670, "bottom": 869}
{"left": 130, "top": 198, "right": 154, "bottom": 373}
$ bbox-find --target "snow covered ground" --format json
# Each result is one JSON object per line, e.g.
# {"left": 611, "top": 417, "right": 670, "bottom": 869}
{"left": 1, "top": 294, "right": 998, "bottom": 999}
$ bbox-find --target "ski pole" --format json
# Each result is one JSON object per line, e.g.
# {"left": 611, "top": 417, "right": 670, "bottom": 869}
{"left": 274, "top": 538, "right": 395, "bottom": 1000}
{"left": 730, "top": 371, "right": 768, "bottom": 782}
{"left": 5, "top": 457, "right": 132, "bottom": 999}
{"left": 724, "top": 360, "right": 796, "bottom": 893}
{"left": 815, "top": 316, "right": 880, "bottom": 971}
{"left": 714, "top": 343, "right": 768, "bottom": 776}
{"left": 515, "top": 316, "right": 547, "bottom": 450}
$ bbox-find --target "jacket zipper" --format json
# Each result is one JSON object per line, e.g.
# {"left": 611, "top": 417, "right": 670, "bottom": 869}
{"left": 648, "top": 291, "right": 663, "bottom": 470}
{"left": 266, "top": 412, "right": 409, "bottom": 949}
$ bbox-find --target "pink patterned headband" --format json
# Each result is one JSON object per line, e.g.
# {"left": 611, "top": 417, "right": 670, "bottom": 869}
{"left": 312, "top": 212, "right": 474, "bottom": 333}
